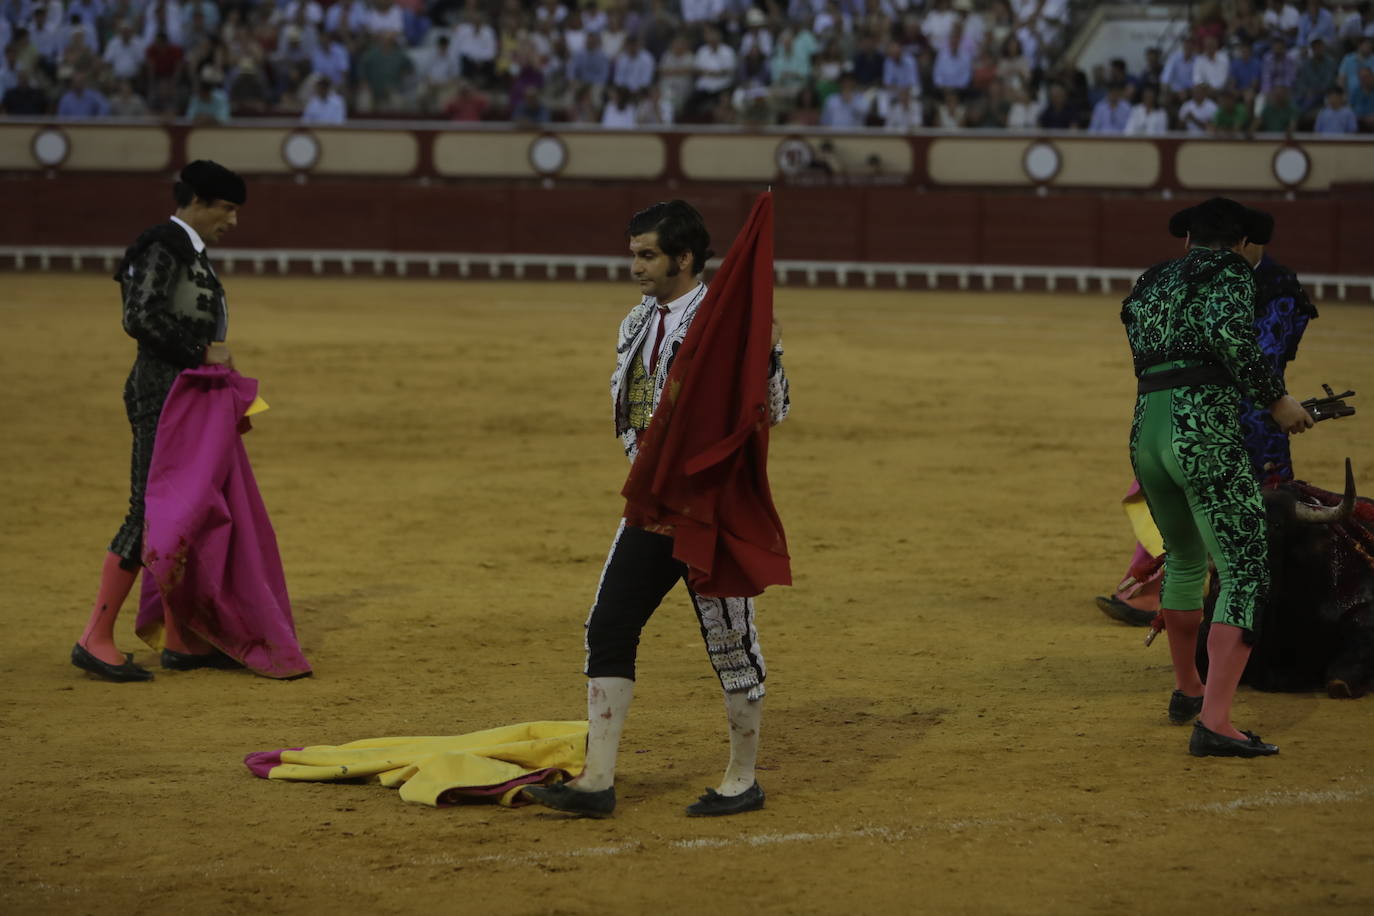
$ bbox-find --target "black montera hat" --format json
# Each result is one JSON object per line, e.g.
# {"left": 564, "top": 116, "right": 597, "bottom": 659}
{"left": 179, "top": 159, "right": 247, "bottom": 205}
{"left": 1168, "top": 197, "right": 1272, "bottom": 245}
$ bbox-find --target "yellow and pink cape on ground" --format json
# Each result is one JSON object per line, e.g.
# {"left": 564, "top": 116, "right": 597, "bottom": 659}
{"left": 244, "top": 721, "right": 588, "bottom": 807}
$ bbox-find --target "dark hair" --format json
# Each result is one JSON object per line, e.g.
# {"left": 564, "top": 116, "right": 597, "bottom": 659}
{"left": 626, "top": 200, "right": 714, "bottom": 275}
{"left": 172, "top": 181, "right": 195, "bottom": 207}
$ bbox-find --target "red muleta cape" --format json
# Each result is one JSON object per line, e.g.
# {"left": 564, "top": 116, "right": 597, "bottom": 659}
{"left": 621, "top": 191, "right": 790, "bottom": 598}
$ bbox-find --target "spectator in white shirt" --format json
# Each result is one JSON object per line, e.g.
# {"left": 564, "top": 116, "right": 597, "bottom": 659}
{"left": 657, "top": 34, "right": 696, "bottom": 111}
{"left": 635, "top": 83, "right": 675, "bottom": 124}
{"left": 1192, "top": 34, "right": 1230, "bottom": 90}
{"left": 880, "top": 84, "right": 923, "bottom": 129}
{"left": 812, "top": 0, "right": 848, "bottom": 37}
{"left": 367, "top": 0, "right": 405, "bottom": 37}
{"left": 102, "top": 21, "right": 145, "bottom": 80}
{"left": 1005, "top": 84, "right": 1042, "bottom": 127}
{"left": 612, "top": 35, "right": 655, "bottom": 91}
{"left": 581, "top": 1, "right": 609, "bottom": 34}
{"left": 534, "top": 0, "right": 567, "bottom": 25}
{"left": 302, "top": 77, "right": 347, "bottom": 123}
{"left": 599, "top": 10, "right": 627, "bottom": 58}
{"left": 1263, "top": 0, "right": 1302, "bottom": 39}
{"left": 140, "top": 0, "right": 186, "bottom": 48}
{"left": 691, "top": 25, "right": 735, "bottom": 95}
{"left": 681, "top": 0, "right": 726, "bottom": 25}
{"left": 739, "top": 7, "right": 774, "bottom": 58}
{"left": 600, "top": 84, "right": 637, "bottom": 126}
{"left": 1123, "top": 85, "right": 1169, "bottom": 135}
{"left": 562, "top": 9, "right": 588, "bottom": 56}
{"left": 453, "top": 8, "right": 497, "bottom": 81}
{"left": 922, "top": 0, "right": 958, "bottom": 47}
{"left": 1178, "top": 82, "right": 1219, "bottom": 133}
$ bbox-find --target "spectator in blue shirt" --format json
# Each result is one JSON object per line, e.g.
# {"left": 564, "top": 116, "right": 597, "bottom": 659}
{"left": 1261, "top": 38, "right": 1299, "bottom": 92}
{"left": 1351, "top": 66, "right": 1374, "bottom": 129}
{"left": 568, "top": 29, "right": 611, "bottom": 87}
{"left": 1338, "top": 37, "right": 1374, "bottom": 94}
{"left": 1230, "top": 41, "right": 1263, "bottom": 91}
{"left": 311, "top": 31, "right": 351, "bottom": 88}
{"left": 1294, "top": 37, "right": 1339, "bottom": 113}
{"left": 820, "top": 74, "right": 869, "bottom": 127}
{"left": 932, "top": 24, "right": 973, "bottom": 92}
{"left": 1313, "top": 86, "right": 1358, "bottom": 132}
{"left": 1296, "top": 0, "right": 1336, "bottom": 49}
{"left": 185, "top": 72, "right": 231, "bottom": 124}
{"left": 881, "top": 39, "right": 919, "bottom": 93}
{"left": 1161, "top": 37, "right": 1197, "bottom": 97}
{"left": 1088, "top": 81, "right": 1131, "bottom": 132}
{"left": 56, "top": 72, "right": 109, "bottom": 117}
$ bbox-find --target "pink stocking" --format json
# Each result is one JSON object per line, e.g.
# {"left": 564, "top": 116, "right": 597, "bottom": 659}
{"left": 1161, "top": 608, "right": 1204, "bottom": 696}
{"left": 79, "top": 552, "right": 139, "bottom": 665}
{"left": 1200, "top": 623, "right": 1253, "bottom": 740}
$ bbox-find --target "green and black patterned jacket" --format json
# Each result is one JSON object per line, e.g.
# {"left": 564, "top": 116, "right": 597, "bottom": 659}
{"left": 114, "top": 221, "right": 226, "bottom": 369}
{"left": 1121, "top": 246, "right": 1285, "bottom": 408}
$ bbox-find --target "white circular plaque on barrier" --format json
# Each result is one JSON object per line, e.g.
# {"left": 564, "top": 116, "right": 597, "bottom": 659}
{"left": 775, "top": 138, "right": 814, "bottom": 175}
{"left": 528, "top": 134, "right": 568, "bottom": 176}
{"left": 32, "top": 128, "right": 70, "bottom": 167}
{"left": 1272, "top": 145, "right": 1310, "bottom": 188}
{"left": 282, "top": 130, "right": 321, "bottom": 171}
{"left": 1022, "top": 141, "right": 1061, "bottom": 183}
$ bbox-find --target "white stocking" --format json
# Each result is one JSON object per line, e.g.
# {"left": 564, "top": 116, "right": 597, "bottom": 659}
{"left": 719, "top": 690, "right": 763, "bottom": 796}
{"left": 572, "top": 676, "right": 633, "bottom": 792}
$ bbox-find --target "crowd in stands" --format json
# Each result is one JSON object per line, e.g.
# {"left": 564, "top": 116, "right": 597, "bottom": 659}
{"left": 1, "top": 0, "right": 1372, "bottom": 133}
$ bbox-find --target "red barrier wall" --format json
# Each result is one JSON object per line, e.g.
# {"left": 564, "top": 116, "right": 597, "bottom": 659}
{"left": 2, "top": 174, "right": 1369, "bottom": 276}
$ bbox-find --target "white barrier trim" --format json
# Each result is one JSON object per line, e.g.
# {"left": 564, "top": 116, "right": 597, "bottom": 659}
{"left": 3, "top": 246, "right": 1371, "bottom": 301}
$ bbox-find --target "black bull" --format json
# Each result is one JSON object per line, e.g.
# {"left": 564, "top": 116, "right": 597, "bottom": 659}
{"left": 1200, "top": 459, "right": 1374, "bottom": 698}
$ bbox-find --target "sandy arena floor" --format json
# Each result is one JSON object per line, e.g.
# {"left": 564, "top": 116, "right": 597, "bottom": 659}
{"left": 2, "top": 273, "right": 1373, "bottom": 915}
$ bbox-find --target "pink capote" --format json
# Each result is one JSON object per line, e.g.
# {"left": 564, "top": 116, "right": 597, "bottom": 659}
{"left": 134, "top": 365, "right": 312, "bottom": 679}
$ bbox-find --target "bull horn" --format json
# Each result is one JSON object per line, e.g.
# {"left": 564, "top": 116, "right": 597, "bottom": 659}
{"left": 1292, "top": 458, "right": 1357, "bottom": 524}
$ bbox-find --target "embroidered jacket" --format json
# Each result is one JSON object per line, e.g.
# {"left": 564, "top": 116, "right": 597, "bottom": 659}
{"left": 1121, "top": 246, "right": 1285, "bottom": 408}
{"left": 611, "top": 289, "right": 790, "bottom": 461}
{"left": 116, "top": 222, "right": 227, "bottom": 369}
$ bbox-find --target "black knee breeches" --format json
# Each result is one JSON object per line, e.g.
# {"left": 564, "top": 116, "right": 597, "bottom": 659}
{"left": 108, "top": 357, "right": 179, "bottom": 566}
{"left": 584, "top": 521, "right": 767, "bottom": 698}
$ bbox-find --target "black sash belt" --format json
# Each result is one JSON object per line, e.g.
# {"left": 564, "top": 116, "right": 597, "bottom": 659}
{"left": 1137, "top": 364, "right": 1233, "bottom": 394}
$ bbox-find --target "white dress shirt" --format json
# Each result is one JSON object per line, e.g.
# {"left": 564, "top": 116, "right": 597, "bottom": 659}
{"left": 642, "top": 283, "right": 704, "bottom": 372}
{"left": 170, "top": 215, "right": 206, "bottom": 253}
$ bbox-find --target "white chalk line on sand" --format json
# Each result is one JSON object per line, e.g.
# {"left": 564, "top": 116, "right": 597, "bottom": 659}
{"left": 405, "top": 783, "right": 1374, "bottom": 869}
{"left": 12, "top": 783, "right": 1371, "bottom": 899}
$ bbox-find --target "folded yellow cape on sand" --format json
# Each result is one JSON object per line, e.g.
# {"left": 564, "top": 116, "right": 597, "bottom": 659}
{"left": 244, "top": 721, "right": 588, "bottom": 807}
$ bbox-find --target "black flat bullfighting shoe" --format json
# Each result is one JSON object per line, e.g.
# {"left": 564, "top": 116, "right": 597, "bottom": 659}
{"left": 685, "top": 782, "right": 766, "bottom": 817}
{"left": 1094, "top": 595, "right": 1158, "bottom": 627}
{"left": 522, "top": 782, "right": 617, "bottom": 818}
{"left": 160, "top": 648, "right": 242, "bottom": 670}
{"left": 1188, "top": 721, "right": 1279, "bottom": 758}
{"left": 1168, "top": 690, "right": 1205, "bottom": 724}
{"left": 71, "top": 643, "right": 153, "bottom": 682}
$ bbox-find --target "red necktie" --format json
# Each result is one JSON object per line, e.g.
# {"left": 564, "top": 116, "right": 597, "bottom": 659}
{"left": 648, "top": 305, "right": 669, "bottom": 374}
